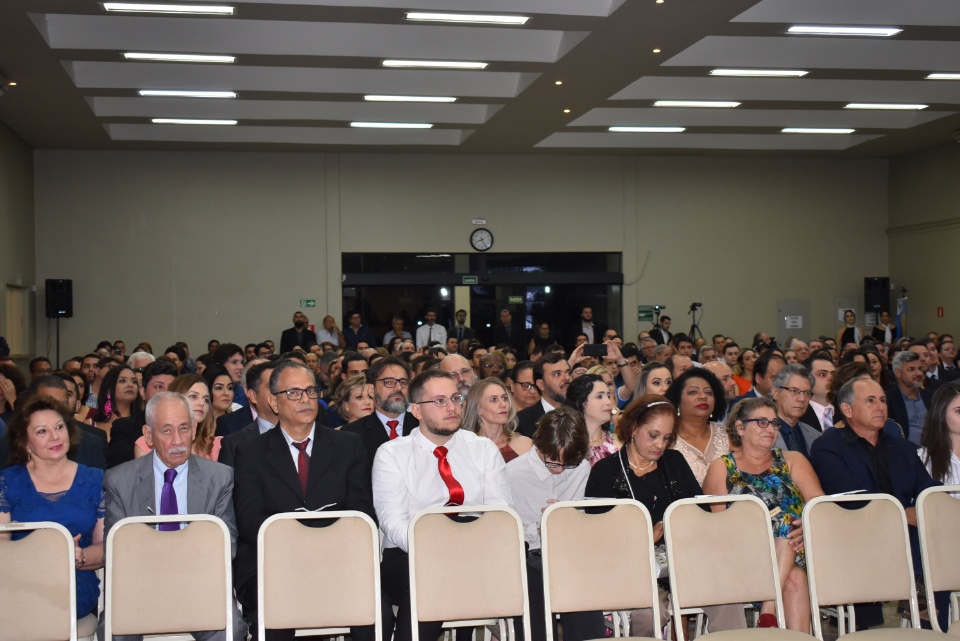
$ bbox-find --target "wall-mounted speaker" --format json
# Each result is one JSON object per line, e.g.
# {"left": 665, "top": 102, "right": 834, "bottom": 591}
{"left": 45, "top": 279, "right": 73, "bottom": 318}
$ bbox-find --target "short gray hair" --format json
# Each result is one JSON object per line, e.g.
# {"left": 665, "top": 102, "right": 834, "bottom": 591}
{"left": 892, "top": 350, "right": 920, "bottom": 373}
{"left": 145, "top": 391, "right": 192, "bottom": 429}
{"left": 772, "top": 363, "right": 814, "bottom": 390}
{"left": 836, "top": 377, "right": 863, "bottom": 414}
{"left": 127, "top": 352, "right": 155, "bottom": 368}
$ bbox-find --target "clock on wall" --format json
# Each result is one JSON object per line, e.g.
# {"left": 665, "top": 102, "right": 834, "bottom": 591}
{"left": 470, "top": 228, "right": 494, "bottom": 252}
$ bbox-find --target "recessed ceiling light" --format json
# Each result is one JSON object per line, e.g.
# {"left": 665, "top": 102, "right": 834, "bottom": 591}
{"left": 364, "top": 95, "right": 456, "bottom": 103}
{"left": 787, "top": 26, "right": 901, "bottom": 37}
{"left": 152, "top": 118, "right": 237, "bottom": 125}
{"left": 124, "top": 52, "right": 235, "bottom": 63}
{"left": 652, "top": 48, "right": 661, "bottom": 53}
{"left": 382, "top": 60, "right": 487, "bottom": 70}
{"left": 555, "top": 81, "right": 563, "bottom": 86}
{"left": 710, "top": 69, "right": 808, "bottom": 78}
{"left": 609, "top": 126, "right": 685, "bottom": 133}
{"left": 782, "top": 128, "right": 855, "bottom": 134}
{"left": 103, "top": 3, "right": 234, "bottom": 15}
{"left": 7, "top": 82, "right": 16, "bottom": 86}
{"left": 350, "top": 122, "right": 434, "bottom": 129}
{"left": 404, "top": 12, "right": 528, "bottom": 25}
{"left": 139, "top": 89, "right": 236, "bottom": 98}
{"left": 845, "top": 103, "right": 927, "bottom": 110}
{"left": 563, "top": 109, "right": 571, "bottom": 114}
{"left": 654, "top": 100, "right": 740, "bottom": 108}
{"left": 926, "top": 73, "right": 960, "bottom": 80}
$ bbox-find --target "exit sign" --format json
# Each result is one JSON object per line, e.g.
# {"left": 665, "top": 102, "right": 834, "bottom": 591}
{"left": 462, "top": 276, "right": 478, "bottom": 285}
{"left": 300, "top": 299, "right": 316, "bottom": 308}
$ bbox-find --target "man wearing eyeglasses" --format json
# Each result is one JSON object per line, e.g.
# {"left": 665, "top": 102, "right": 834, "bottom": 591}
{"left": 438, "top": 353, "right": 477, "bottom": 394}
{"left": 770, "top": 364, "right": 821, "bottom": 457}
{"left": 373, "top": 369, "right": 513, "bottom": 641}
{"left": 232, "top": 360, "right": 375, "bottom": 641}
{"left": 342, "top": 356, "right": 420, "bottom": 466}
{"left": 505, "top": 406, "right": 602, "bottom": 641}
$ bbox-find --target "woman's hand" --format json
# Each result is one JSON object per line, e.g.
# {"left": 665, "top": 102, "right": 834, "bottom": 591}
{"left": 73, "top": 533, "right": 85, "bottom": 568}
{"left": 605, "top": 341, "right": 624, "bottom": 363}
{"left": 652, "top": 521, "right": 664, "bottom": 543}
{"left": 567, "top": 344, "right": 586, "bottom": 368}
{"left": 786, "top": 519, "right": 804, "bottom": 554}
{"left": 0, "top": 375, "right": 13, "bottom": 409}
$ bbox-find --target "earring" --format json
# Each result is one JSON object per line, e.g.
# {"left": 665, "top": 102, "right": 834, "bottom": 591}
{"left": 676, "top": 407, "right": 680, "bottom": 416}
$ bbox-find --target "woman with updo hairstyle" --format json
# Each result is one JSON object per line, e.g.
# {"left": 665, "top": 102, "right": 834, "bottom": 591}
{"left": 328, "top": 375, "right": 375, "bottom": 428}
{"left": 665, "top": 368, "right": 729, "bottom": 484}
{"left": 586, "top": 395, "right": 747, "bottom": 636}
{"left": 733, "top": 347, "right": 757, "bottom": 396}
{"left": 201, "top": 364, "right": 235, "bottom": 422}
{"left": 91, "top": 365, "right": 140, "bottom": 441}
{"left": 565, "top": 373, "right": 618, "bottom": 465}
{"left": 462, "top": 377, "right": 532, "bottom": 463}
{"left": 703, "top": 396, "right": 823, "bottom": 632}
{"left": 634, "top": 362, "right": 673, "bottom": 398}
{"left": 0, "top": 396, "right": 104, "bottom": 621}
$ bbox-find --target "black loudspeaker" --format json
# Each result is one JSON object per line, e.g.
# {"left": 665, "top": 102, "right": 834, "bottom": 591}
{"left": 864, "top": 277, "right": 889, "bottom": 312}
{"left": 45, "top": 279, "right": 73, "bottom": 318}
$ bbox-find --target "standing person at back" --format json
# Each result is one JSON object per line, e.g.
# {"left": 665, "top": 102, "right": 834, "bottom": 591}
{"left": 415, "top": 307, "right": 446, "bottom": 350}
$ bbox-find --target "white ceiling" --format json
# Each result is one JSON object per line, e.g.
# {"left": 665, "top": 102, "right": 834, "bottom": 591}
{"left": 1, "top": 0, "right": 959, "bottom": 156}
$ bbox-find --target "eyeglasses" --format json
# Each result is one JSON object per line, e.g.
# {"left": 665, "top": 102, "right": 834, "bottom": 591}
{"left": 481, "top": 364, "right": 505, "bottom": 371}
{"left": 377, "top": 377, "right": 410, "bottom": 389}
{"left": 451, "top": 368, "right": 474, "bottom": 378}
{"left": 276, "top": 386, "right": 321, "bottom": 400}
{"left": 414, "top": 394, "right": 466, "bottom": 408}
{"left": 741, "top": 417, "right": 780, "bottom": 429}
{"left": 543, "top": 459, "right": 580, "bottom": 470}
{"left": 514, "top": 381, "right": 536, "bottom": 391}
{"left": 778, "top": 386, "right": 814, "bottom": 399}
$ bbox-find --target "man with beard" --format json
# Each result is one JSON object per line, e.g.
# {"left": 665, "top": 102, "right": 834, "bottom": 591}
{"left": 438, "top": 353, "right": 477, "bottom": 395}
{"left": 885, "top": 350, "right": 933, "bottom": 445}
{"left": 373, "top": 369, "right": 513, "bottom": 641}
{"left": 702, "top": 360, "right": 737, "bottom": 406}
{"left": 341, "top": 356, "right": 419, "bottom": 466}
{"left": 280, "top": 311, "right": 318, "bottom": 353}
{"left": 516, "top": 352, "right": 571, "bottom": 438}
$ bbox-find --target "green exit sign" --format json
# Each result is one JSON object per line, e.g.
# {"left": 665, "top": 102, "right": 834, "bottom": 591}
{"left": 300, "top": 299, "right": 316, "bottom": 308}
{"left": 462, "top": 276, "right": 478, "bottom": 285}
{"left": 508, "top": 296, "right": 524, "bottom": 304}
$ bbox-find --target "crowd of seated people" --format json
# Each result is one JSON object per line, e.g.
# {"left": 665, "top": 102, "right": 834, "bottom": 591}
{"left": 0, "top": 305, "right": 959, "bottom": 639}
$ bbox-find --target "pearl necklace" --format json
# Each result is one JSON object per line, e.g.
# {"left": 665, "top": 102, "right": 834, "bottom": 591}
{"left": 628, "top": 454, "right": 655, "bottom": 473}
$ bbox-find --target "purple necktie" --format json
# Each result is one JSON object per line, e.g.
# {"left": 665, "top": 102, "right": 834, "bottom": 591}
{"left": 159, "top": 468, "right": 179, "bottom": 531}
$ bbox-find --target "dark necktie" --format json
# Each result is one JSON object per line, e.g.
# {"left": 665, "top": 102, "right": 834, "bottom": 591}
{"left": 386, "top": 419, "right": 399, "bottom": 440}
{"left": 457, "top": 327, "right": 463, "bottom": 341}
{"left": 781, "top": 423, "right": 798, "bottom": 452}
{"left": 434, "top": 446, "right": 464, "bottom": 506}
{"left": 293, "top": 439, "right": 310, "bottom": 495}
{"left": 159, "top": 468, "right": 179, "bottom": 531}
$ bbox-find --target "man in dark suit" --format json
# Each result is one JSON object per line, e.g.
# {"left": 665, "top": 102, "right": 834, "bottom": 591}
{"left": 233, "top": 360, "right": 375, "bottom": 641}
{"left": 342, "top": 356, "right": 418, "bottom": 466}
{"left": 218, "top": 360, "right": 279, "bottom": 467}
{"left": 731, "top": 352, "right": 786, "bottom": 407}
{"left": 516, "top": 352, "right": 571, "bottom": 438}
{"left": 107, "top": 358, "right": 178, "bottom": 468}
{"left": 449, "top": 308, "right": 475, "bottom": 344}
{"left": 279, "top": 311, "right": 318, "bottom": 353}
{"left": 565, "top": 306, "right": 605, "bottom": 352}
{"left": 651, "top": 316, "right": 673, "bottom": 345}
{"left": 886, "top": 350, "right": 934, "bottom": 445}
{"left": 101, "top": 391, "right": 247, "bottom": 640}
{"left": 491, "top": 308, "right": 527, "bottom": 358}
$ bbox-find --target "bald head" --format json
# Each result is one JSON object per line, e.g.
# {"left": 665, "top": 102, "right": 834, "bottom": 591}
{"left": 702, "top": 361, "right": 737, "bottom": 401}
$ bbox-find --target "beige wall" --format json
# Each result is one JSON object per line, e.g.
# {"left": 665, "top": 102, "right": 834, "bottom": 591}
{"left": 0, "top": 122, "right": 35, "bottom": 359}
{"left": 33, "top": 150, "right": 889, "bottom": 358}
{"left": 889, "top": 142, "right": 960, "bottom": 336}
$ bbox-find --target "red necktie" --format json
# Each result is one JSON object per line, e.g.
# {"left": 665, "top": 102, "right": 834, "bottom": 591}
{"left": 387, "top": 419, "right": 399, "bottom": 440}
{"left": 293, "top": 439, "right": 310, "bottom": 495}
{"left": 434, "top": 446, "right": 464, "bottom": 506}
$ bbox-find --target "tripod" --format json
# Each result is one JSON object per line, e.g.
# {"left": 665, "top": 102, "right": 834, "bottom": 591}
{"left": 688, "top": 304, "right": 705, "bottom": 344}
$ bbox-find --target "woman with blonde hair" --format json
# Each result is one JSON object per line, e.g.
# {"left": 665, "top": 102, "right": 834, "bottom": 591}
{"left": 462, "top": 377, "right": 533, "bottom": 463}
{"left": 328, "top": 375, "right": 375, "bottom": 427}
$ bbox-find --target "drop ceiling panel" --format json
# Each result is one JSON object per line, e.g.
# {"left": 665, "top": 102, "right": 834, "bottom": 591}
{"left": 90, "top": 97, "right": 496, "bottom": 123}
{"left": 68, "top": 62, "right": 535, "bottom": 98}
{"left": 106, "top": 123, "right": 470, "bottom": 144}
{"left": 733, "top": 0, "right": 960, "bottom": 27}
{"left": 536, "top": 132, "right": 880, "bottom": 150}
{"left": 40, "top": 14, "right": 584, "bottom": 63}
{"left": 570, "top": 108, "right": 951, "bottom": 128}
{"left": 663, "top": 37, "right": 960, "bottom": 72}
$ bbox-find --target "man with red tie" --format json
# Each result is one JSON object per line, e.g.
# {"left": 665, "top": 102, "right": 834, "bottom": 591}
{"left": 373, "top": 369, "right": 514, "bottom": 641}
{"left": 342, "top": 356, "right": 420, "bottom": 466}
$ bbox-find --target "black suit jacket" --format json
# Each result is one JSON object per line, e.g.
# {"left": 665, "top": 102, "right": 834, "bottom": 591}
{"left": 450, "top": 325, "right": 475, "bottom": 343}
{"left": 215, "top": 405, "right": 255, "bottom": 437}
{"left": 217, "top": 421, "right": 268, "bottom": 467}
{"left": 884, "top": 385, "right": 933, "bottom": 441}
{"left": 565, "top": 322, "right": 606, "bottom": 351}
{"left": 341, "top": 412, "right": 418, "bottom": 467}
{"left": 491, "top": 324, "right": 527, "bottom": 357}
{"left": 651, "top": 327, "right": 673, "bottom": 346}
{"left": 801, "top": 404, "right": 824, "bottom": 433}
{"left": 280, "top": 326, "right": 318, "bottom": 353}
{"left": 232, "top": 424, "right": 375, "bottom": 594}
{"left": 106, "top": 411, "right": 145, "bottom": 469}
{"left": 516, "top": 402, "right": 547, "bottom": 438}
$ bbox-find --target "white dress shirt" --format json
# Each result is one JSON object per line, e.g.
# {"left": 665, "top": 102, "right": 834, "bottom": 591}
{"left": 317, "top": 328, "right": 340, "bottom": 345}
{"left": 279, "top": 424, "right": 316, "bottom": 473}
{"left": 918, "top": 447, "right": 960, "bottom": 498}
{"left": 415, "top": 323, "right": 448, "bottom": 350}
{"left": 372, "top": 428, "right": 514, "bottom": 552}
{"left": 505, "top": 447, "right": 590, "bottom": 550}
{"left": 375, "top": 409, "right": 407, "bottom": 439}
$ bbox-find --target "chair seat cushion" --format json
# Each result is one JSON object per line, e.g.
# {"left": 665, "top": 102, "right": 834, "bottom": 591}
{"left": 77, "top": 613, "right": 98, "bottom": 638}
{"left": 699, "top": 629, "right": 812, "bottom": 640}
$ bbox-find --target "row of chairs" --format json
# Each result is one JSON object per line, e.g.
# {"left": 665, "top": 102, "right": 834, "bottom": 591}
{"left": 2, "top": 487, "right": 958, "bottom": 641}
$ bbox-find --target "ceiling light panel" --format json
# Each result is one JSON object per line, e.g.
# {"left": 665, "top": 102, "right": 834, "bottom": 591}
{"left": 364, "top": 95, "right": 456, "bottom": 102}
{"left": 609, "top": 126, "right": 685, "bottom": 132}
{"left": 152, "top": 118, "right": 237, "bottom": 124}
{"left": 845, "top": 103, "right": 927, "bottom": 110}
{"left": 710, "top": 69, "right": 807, "bottom": 77}
{"left": 927, "top": 73, "right": 960, "bottom": 80}
{"left": 382, "top": 60, "right": 488, "bottom": 69}
{"left": 654, "top": 100, "right": 740, "bottom": 108}
{"left": 103, "top": 3, "right": 235, "bottom": 14}
{"left": 787, "top": 26, "right": 902, "bottom": 37}
{"left": 405, "top": 12, "right": 529, "bottom": 25}
{"left": 124, "top": 52, "right": 235, "bottom": 63}
{"left": 139, "top": 89, "right": 236, "bottom": 97}
{"left": 782, "top": 127, "right": 855, "bottom": 134}
{"left": 350, "top": 122, "right": 434, "bottom": 128}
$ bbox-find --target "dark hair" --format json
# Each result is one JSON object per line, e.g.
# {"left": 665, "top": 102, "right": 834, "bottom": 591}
{"left": 510, "top": 360, "right": 535, "bottom": 382}
{"left": 533, "top": 352, "right": 567, "bottom": 383}
{"left": 25, "top": 375, "right": 68, "bottom": 399}
{"left": 671, "top": 333, "right": 693, "bottom": 349}
{"left": 532, "top": 405, "right": 589, "bottom": 465}
{"left": 752, "top": 351, "right": 786, "bottom": 387}
{"left": 207, "top": 339, "right": 220, "bottom": 351}
{"left": 96, "top": 366, "right": 140, "bottom": 421}
{"left": 282, "top": 351, "right": 307, "bottom": 363}
{"left": 920, "top": 382, "right": 960, "bottom": 483}
{"left": 163, "top": 344, "right": 187, "bottom": 363}
{"left": 621, "top": 344, "right": 639, "bottom": 360}
{"left": 142, "top": 358, "right": 178, "bottom": 388}
{"left": 341, "top": 352, "right": 368, "bottom": 376}
{"left": 366, "top": 355, "right": 411, "bottom": 384}
{"left": 466, "top": 343, "right": 488, "bottom": 362}
{"left": 202, "top": 364, "right": 233, "bottom": 394}
{"left": 828, "top": 362, "right": 871, "bottom": 421}
{"left": 725, "top": 396, "right": 777, "bottom": 448}
{"left": 246, "top": 360, "right": 279, "bottom": 392}
{"left": 51, "top": 372, "right": 80, "bottom": 402}
{"left": 614, "top": 394, "right": 676, "bottom": 446}
{"left": 244, "top": 343, "right": 257, "bottom": 352}
{"left": 7, "top": 395, "right": 79, "bottom": 465}
{"left": 564, "top": 374, "right": 604, "bottom": 413}
{"left": 29, "top": 357, "right": 52, "bottom": 372}
{"left": 0, "top": 363, "right": 27, "bottom": 410}
{"left": 665, "top": 368, "right": 727, "bottom": 422}
{"left": 212, "top": 343, "right": 243, "bottom": 366}
{"left": 408, "top": 369, "right": 454, "bottom": 403}
{"left": 803, "top": 350, "right": 834, "bottom": 370}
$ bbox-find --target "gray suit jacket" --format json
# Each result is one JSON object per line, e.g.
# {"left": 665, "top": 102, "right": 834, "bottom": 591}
{"left": 774, "top": 420, "right": 820, "bottom": 456}
{"left": 103, "top": 452, "right": 237, "bottom": 557}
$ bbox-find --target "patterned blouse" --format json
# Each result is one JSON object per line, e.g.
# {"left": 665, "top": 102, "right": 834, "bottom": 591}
{"left": 671, "top": 422, "right": 730, "bottom": 485}
{"left": 588, "top": 431, "right": 618, "bottom": 467}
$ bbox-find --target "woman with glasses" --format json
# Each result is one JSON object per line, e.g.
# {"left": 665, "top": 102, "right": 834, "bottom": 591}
{"left": 702, "top": 396, "right": 824, "bottom": 632}
{"left": 462, "top": 378, "right": 533, "bottom": 463}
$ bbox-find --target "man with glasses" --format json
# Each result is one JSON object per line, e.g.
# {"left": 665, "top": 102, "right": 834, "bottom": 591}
{"left": 373, "top": 369, "right": 513, "bottom": 641}
{"left": 439, "top": 353, "right": 477, "bottom": 394}
{"left": 28, "top": 356, "right": 53, "bottom": 381}
{"left": 505, "top": 406, "right": 602, "bottom": 641}
{"left": 342, "top": 356, "right": 419, "bottom": 466}
{"left": 770, "top": 364, "right": 821, "bottom": 456}
{"left": 233, "top": 359, "right": 375, "bottom": 641}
